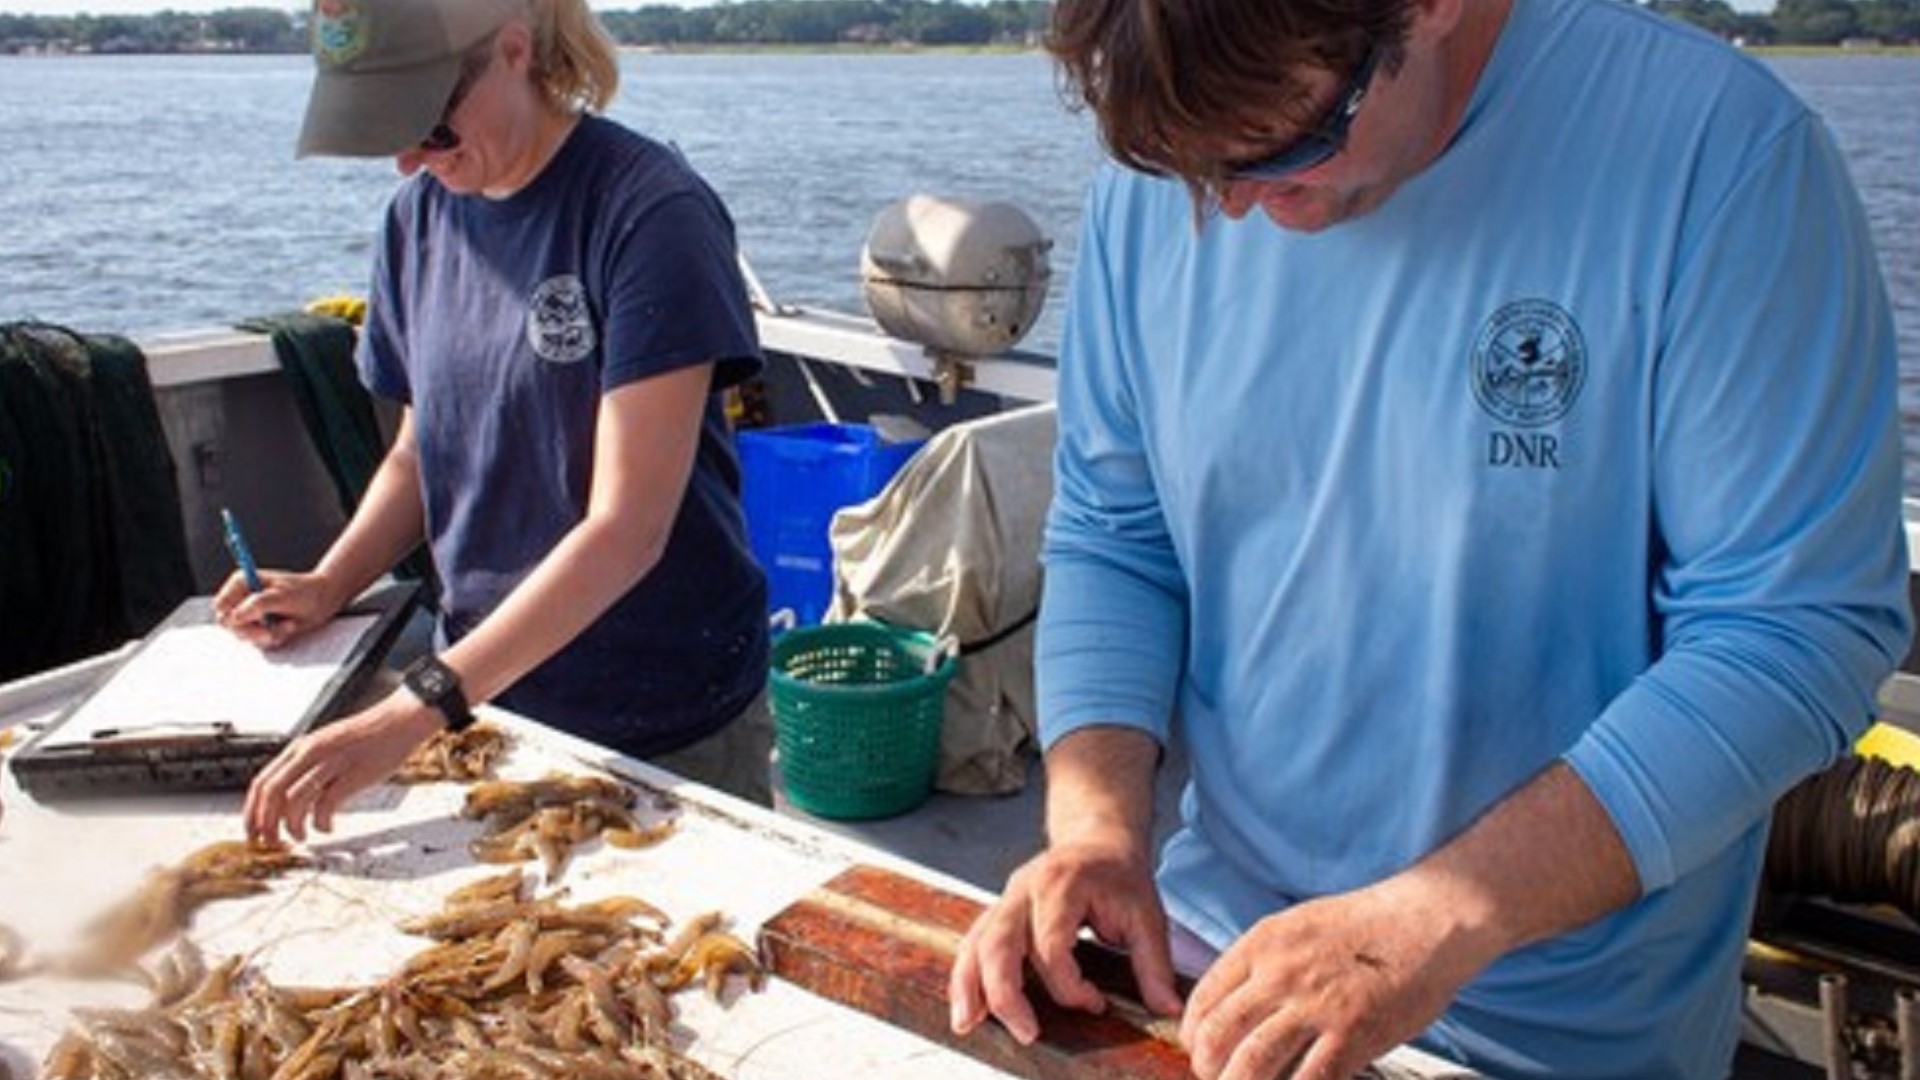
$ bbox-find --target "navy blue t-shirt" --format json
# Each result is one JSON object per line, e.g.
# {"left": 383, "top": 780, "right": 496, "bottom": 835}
{"left": 359, "top": 115, "right": 768, "bottom": 757}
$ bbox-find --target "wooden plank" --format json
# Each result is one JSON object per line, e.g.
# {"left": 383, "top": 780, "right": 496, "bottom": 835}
{"left": 757, "top": 864, "right": 1196, "bottom": 1080}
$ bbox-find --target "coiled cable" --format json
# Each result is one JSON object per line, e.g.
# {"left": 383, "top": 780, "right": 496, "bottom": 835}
{"left": 1765, "top": 754, "right": 1920, "bottom": 922}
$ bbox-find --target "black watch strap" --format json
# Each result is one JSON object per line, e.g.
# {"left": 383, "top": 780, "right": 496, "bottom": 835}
{"left": 402, "top": 655, "right": 475, "bottom": 733}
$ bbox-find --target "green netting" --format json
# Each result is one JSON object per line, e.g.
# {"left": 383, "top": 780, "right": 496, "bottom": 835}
{"left": 0, "top": 322, "right": 194, "bottom": 680}
{"left": 238, "top": 311, "right": 437, "bottom": 603}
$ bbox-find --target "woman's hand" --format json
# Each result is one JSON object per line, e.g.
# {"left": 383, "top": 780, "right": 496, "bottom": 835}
{"left": 212, "top": 569, "right": 346, "bottom": 650}
{"left": 242, "top": 690, "right": 441, "bottom": 844}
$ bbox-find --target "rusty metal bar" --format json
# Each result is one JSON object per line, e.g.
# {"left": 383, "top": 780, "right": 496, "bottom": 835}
{"left": 1897, "top": 986, "right": 1918, "bottom": 1080}
{"left": 1820, "top": 973, "right": 1851, "bottom": 1080}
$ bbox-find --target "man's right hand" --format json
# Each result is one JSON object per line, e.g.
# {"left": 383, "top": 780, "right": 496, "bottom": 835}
{"left": 948, "top": 725, "right": 1183, "bottom": 1044}
{"left": 948, "top": 829, "right": 1184, "bottom": 1044}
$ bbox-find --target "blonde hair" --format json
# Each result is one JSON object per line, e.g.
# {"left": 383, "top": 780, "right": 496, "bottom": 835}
{"left": 527, "top": 0, "right": 620, "bottom": 112}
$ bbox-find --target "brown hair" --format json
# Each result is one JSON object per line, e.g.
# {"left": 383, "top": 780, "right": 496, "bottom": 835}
{"left": 1047, "top": 0, "right": 1413, "bottom": 191}
{"left": 527, "top": 0, "right": 620, "bottom": 113}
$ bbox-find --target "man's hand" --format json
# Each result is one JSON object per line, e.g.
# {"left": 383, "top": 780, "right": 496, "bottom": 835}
{"left": 949, "top": 725, "right": 1181, "bottom": 1044}
{"left": 1179, "top": 879, "right": 1486, "bottom": 1080}
{"left": 243, "top": 691, "right": 440, "bottom": 843}
{"left": 1180, "top": 763, "right": 1638, "bottom": 1079}
{"left": 949, "top": 828, "right": 1185, "bottom": 1044}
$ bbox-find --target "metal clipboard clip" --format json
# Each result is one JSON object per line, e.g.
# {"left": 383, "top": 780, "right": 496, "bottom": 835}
{"left": 89, "top": 720, "right": 239, "bottom": 748}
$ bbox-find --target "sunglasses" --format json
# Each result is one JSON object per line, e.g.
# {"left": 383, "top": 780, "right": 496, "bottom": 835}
{"left": 1219, "top": 45, "right": 1381, "bottom": 182}
{"left": 418, "top": 39, "right": 496, "bottom": 153}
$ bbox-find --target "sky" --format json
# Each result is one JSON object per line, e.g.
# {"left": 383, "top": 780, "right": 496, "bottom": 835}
{"left": 0, "top": 0, "right": 1780, "bottom": 16}
{"left": 0, "top": 0, "right": 702, "bottom": 14}
{"left": 2, "top": 0, "right": 290, "bottom": 12}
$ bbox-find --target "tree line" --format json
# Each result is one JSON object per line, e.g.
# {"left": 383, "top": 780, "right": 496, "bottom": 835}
{"left": 0, "top": 0, "right": 1914, "bottom": 56}
{"left": 1652, "top": 0, "right": 1919, "bottom": 43}
{"left": 601, "top": 1, "right": 1052, "bottom": 45}
{"left": 0, "top": 0, "right": 1049, "bottom": 53}
{"left": 0, "top": 7, "right": 303, "bottom": 52}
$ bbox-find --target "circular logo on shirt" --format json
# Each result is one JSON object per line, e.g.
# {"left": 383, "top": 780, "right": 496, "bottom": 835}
{"left": 312, "top": 0, "right": 369, "bottom": 66}
{"left": 526, "top": 274, "right": 597, "bottom": 365}
{"left": 1470, "top": 299, "right": 1586, "bottom": 428}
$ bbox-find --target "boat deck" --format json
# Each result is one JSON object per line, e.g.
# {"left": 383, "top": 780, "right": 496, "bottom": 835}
{"left": 375, "top": 596, "right": 1188, "bottom": 896}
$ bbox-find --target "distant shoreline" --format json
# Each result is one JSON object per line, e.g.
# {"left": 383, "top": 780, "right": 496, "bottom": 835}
{"left": 619, "top": 42, "right": 1036, "bottom": 56}
{"left": 0, "top": 42, "right": 1041, "bottom": 57}
{"left": 1, "top": 42, "right": 1914, "bottom": 59}
{"left": 1743, "top": 44, "right": 1920, "bottom": 55}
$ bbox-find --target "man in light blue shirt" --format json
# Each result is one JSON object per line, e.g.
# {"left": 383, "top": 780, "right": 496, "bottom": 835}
{"left": 948, "top": 0, "right": 1911, "bottom": 1076}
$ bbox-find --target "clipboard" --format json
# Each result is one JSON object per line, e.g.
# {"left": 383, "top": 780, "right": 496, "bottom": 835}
{"left": 8, "top": 579, "right": 419, "bottom": 800}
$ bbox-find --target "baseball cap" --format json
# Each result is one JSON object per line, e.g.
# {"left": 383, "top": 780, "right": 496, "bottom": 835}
{"left": 297, "top": 0, "right": 521, "bottom": 158}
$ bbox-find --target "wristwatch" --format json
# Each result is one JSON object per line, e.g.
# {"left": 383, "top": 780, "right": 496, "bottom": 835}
{"left": 402, "top": 655, "right": 475, "bottom": 733}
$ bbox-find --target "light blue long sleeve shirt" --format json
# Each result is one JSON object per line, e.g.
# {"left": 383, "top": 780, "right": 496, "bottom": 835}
{"left": 1035, "top": 1, "right": 1911, "bottom": 1075}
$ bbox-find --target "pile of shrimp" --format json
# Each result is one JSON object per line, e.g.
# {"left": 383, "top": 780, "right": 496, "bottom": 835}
{"left": 0, "top": 840, "right": 308, "bottom": 985}
{"left": 391, "top": 724, "right": 511, "bottom": 785}
{"left": 41, "top": 868, "right": 763, "bottom": 1080}
{"left": 463, "top": 775, "right": 678, "bottom": 884}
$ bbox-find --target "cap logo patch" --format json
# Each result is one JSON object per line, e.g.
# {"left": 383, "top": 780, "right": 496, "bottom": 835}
{"left": 313, "top": 0, "right": 370, "bottom": 66}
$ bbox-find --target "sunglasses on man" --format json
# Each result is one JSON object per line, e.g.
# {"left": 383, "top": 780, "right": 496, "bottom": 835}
{"left": 1218, "top": 45, "right": 1382, "bottom": 181}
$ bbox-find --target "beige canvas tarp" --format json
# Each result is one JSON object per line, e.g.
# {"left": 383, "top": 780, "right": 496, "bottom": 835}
{"left": 826, "top": 404, "right": 1056, "bottom": 795}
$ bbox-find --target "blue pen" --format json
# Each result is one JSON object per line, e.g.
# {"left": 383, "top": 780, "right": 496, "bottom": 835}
{"left": 220, "top": 507, "right": 278, "bottom": 626}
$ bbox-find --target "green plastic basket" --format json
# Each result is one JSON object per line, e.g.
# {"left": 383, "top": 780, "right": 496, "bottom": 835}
{"left": 770, "top": 621, "right": 958, "bottom": 820}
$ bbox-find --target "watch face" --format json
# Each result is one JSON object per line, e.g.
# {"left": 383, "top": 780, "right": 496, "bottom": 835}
{"left": 406, "top": 658, "right": 471, "bottom": 731}
{"left": 411, "top": 661, "right": 452, "bottom": 699}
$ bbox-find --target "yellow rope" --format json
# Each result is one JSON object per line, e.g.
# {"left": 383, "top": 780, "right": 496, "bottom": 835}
{"left": 1857, "top": 722, "right": 1920, "bottom": 770}
{"left": 304, "top": 294, "right": 367, "bottom": 326}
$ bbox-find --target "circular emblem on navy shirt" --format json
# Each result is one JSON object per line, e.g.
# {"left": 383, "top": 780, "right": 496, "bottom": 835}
{"left": 526, "top": 274, "right": 597, "bottom": 364}
{"left": 1470, "top": 299, "right": 1586, "bottom": 428}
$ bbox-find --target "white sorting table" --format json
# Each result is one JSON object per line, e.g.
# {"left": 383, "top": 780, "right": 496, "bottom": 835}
{"left": 0, "top": 649, "right": 1477, "bottom": 1080}
{"left": 0, "top": 648, "right": 1018, "bottom": 1080}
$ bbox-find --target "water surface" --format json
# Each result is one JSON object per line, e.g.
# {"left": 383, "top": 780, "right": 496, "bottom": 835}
{"left": 1, "top": 51, "right": 1913, "bottom": 484}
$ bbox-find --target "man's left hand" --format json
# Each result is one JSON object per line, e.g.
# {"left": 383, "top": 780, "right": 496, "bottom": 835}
{"left": 1178, "top": 879, "right": 1487, "bottom": 1080}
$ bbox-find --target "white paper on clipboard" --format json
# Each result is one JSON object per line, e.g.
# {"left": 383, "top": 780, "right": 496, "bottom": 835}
{"left": 43, "top": 614, "right": 379, "bottom": 746}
